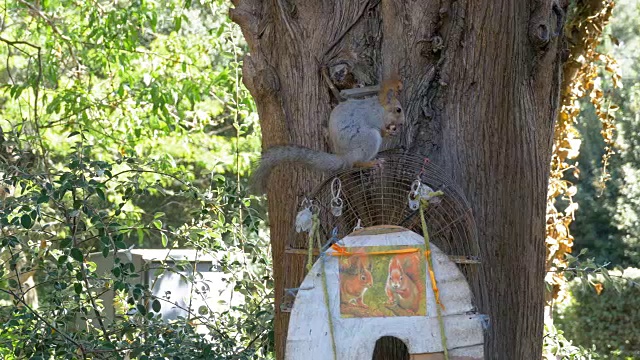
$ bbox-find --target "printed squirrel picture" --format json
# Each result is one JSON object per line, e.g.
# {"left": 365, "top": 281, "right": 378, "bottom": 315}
{"left": 338, "top": 245, "right": 426, "bottom": 318}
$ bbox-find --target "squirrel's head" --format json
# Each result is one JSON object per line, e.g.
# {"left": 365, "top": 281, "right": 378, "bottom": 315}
{"left": 389, "top": 269, "right": 403, "bottom": 288}
{"left": 359, "top": 268, "right": 373, "bottom": 287}
{"left": 379, "top": 74, "right": 404, "bottom": 137}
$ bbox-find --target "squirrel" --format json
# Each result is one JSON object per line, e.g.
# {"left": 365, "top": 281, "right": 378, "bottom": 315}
{"left": 250, "top": 75, "right": 404, "bottom": 193}
{"left": 339, "top": 249, "right": 374, "bottom": 308}
{"left": 385, "top": 252, "right": 423, "bottom": 314}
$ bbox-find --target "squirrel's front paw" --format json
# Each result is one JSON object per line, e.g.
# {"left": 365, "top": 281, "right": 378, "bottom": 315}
{"left": 374, "top": 158, "right": 385, "bottom": 171}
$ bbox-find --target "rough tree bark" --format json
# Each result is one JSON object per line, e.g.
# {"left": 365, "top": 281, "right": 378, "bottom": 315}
{"left": 231, "top": 0, "right": 567, "bottom": 358}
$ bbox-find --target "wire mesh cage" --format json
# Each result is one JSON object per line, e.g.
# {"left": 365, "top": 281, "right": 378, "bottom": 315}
{"left": 286, "top": 149, "right": 483, "bottom": 308}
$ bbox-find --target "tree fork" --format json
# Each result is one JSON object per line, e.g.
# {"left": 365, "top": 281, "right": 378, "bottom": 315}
{"left": 231, "top": 0, "right": 568, "bottom": 358}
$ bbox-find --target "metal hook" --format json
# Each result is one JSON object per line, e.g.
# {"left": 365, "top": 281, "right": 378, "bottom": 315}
{"left": 411, "top": 179, "right": 421, "bottom": 193}
{"left": 408, "top": 179, "right": 421, "bottom": 210}
{"left": 310, "top": 203, "right": 320, "bottom": 214}
{"left": 331, "top": 177, "right": 342, "bottom": 199}
{"left": 330, "top": 178, "right": 343, "bottom": 217}
{"left": 353, "top": 219, "right": 363, "bottom": 231}
{"left": 330, "top": 197, "right": 344, "bottom": 216}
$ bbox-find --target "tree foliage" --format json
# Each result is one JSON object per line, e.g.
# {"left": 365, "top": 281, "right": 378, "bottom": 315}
{"left": 0, "top": 0, "right": 273, "bottom": 358}
{"left": 546, "top": 0, "right": 620, "bottom": 303}
{"left": 555, "top": 268, "right": 640, "bottom": 359}
{"left": 571, "top": 0, "right": 640, "bottom": 267}
{"left": 0, "top": 0, "right": 635, "bottom": 357}
{"left": 552, "top": 0, "right": 640, "bottom": 355}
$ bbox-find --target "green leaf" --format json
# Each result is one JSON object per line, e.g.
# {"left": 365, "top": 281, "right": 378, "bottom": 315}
{"left": 20, "top": 214, "right": 32, "bottom": 229}
{"left": 137, "top": 228, "right": 144, "bottom": 244}
{"left": 152, "top": 299, "right": 161, "bottom": 312}
{"left": 86, "top": 261, "right": 97, "bottom": 272}
{"left": 136, "top": 303, "right": 147, "bottom": 316}
{"left": 161, "top": 233, "right": 168, "bottom": 247}
{"left": 8, "top": 279, "right": 18, "bottom": 289}
{"left": 133, "top": 287, "right": 142, "bottom": 300}
{"left": 60, "top": 237, "right": 73, "bottom": 248}
{"left": 74, "top": 283, "right": 83, "bottom": 294}
{"left": 96, "top": 188, "right": 106, "bottom": 201}
{"left": 70, "top": 248, "right": 84, "bottom": 262}
{"left": 9, "top": 85, "right": 25, "bottom": 99}
{"left": 58, "top": 255, "right": 68, "bottom": 265}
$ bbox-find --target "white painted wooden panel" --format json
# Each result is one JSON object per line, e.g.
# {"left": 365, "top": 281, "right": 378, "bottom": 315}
{"left": 286, "top": 227, "right": 485, "bottom": 359}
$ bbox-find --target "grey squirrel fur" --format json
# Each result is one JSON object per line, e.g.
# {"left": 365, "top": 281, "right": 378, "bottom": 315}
{"left": 251, "top": 77, "right": 404, "bottom": 194}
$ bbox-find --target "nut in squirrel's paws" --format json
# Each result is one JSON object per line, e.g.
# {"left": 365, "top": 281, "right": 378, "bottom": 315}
{"left": 386, "top": 124, "right": 398, "bottom": 136}
{"left": 382, "top": 124, "right": 400, "bottom": 137}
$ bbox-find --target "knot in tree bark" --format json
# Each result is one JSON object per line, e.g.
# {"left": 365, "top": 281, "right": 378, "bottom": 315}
{"left": 532, "top": 23, "right": 551, "bottom": 47}
{"left": 255, "top": 67, "right": 280, "bottom": 95}
{"left": 431, "top": 35, "right": 444, "bottom": 52}
{"left": 330, "top": 63, "right": 358, "bottom": 90}
{"left": 529, "top": 1, "right": 565, "bottom": 50}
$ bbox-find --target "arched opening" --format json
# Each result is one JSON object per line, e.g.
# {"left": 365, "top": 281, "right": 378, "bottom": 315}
{"left": 372, "top": 336, "right": 410, "bottom": 360}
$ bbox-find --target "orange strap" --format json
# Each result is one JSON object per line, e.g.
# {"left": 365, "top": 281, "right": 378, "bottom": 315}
{"left": 328, "top": 243, "right": 421, "bottom": 256}
{"left": 425, "top": 250, "right": 445, "bottom": 310}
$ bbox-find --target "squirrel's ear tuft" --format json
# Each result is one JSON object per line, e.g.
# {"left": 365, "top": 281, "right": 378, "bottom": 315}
{"left": 379, "top": 73, "right": 402, "bottom": 105}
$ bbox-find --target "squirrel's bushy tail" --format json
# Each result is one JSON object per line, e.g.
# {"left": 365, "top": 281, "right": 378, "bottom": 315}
{"left": 251, "top": 146, "right": 346, "bottom": 194}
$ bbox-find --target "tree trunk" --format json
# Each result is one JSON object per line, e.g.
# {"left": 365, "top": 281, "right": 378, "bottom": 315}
{"left": 231, "top": 0, "right": 566, "bottom": 358}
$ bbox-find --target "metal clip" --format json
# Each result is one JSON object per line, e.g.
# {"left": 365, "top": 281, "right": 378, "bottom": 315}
{"left": 330, "top": 178, "right": 343, "bottom": 217}
{"left": 408, "top": 179, "right": 421, "bottom": 210}
{"left": 295, "top": 198, "right": 316, "bottom": 233}
{"left": 353, "top": 219, "right": 363, "bottom": 232}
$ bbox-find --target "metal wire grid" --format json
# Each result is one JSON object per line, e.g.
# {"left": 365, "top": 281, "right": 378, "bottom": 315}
{"left": 286, "top": 149, "right": 484, "bottom": 308}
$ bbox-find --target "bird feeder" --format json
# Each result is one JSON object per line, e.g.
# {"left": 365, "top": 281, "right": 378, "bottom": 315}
{"left": 284, "top": 151, "right": 487, "bottom": 359}
{"left": 286, "top": 226, "right": 484, "bottom": 359}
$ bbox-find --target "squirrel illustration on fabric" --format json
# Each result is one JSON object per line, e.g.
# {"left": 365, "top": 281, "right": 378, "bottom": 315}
{"left": 385, "top": 252, "right": 423, "bottom": 314}
{"left": 251, "top": 75, "right": 404, "bottom": 193}
{"left": 339, "top": 249, "right": 374, "bottom": 308}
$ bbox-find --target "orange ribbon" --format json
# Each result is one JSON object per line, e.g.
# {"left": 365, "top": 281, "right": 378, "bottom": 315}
{"left": 328, "top": 244, "right": 421, "bottom": 256}
{"left": 424, "top": 250, "right": 445, "bottom": 311}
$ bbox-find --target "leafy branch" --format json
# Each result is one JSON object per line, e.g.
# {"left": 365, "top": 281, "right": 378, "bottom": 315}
{"left": 15, "top": 0, "right": 80, "bottom": 67}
